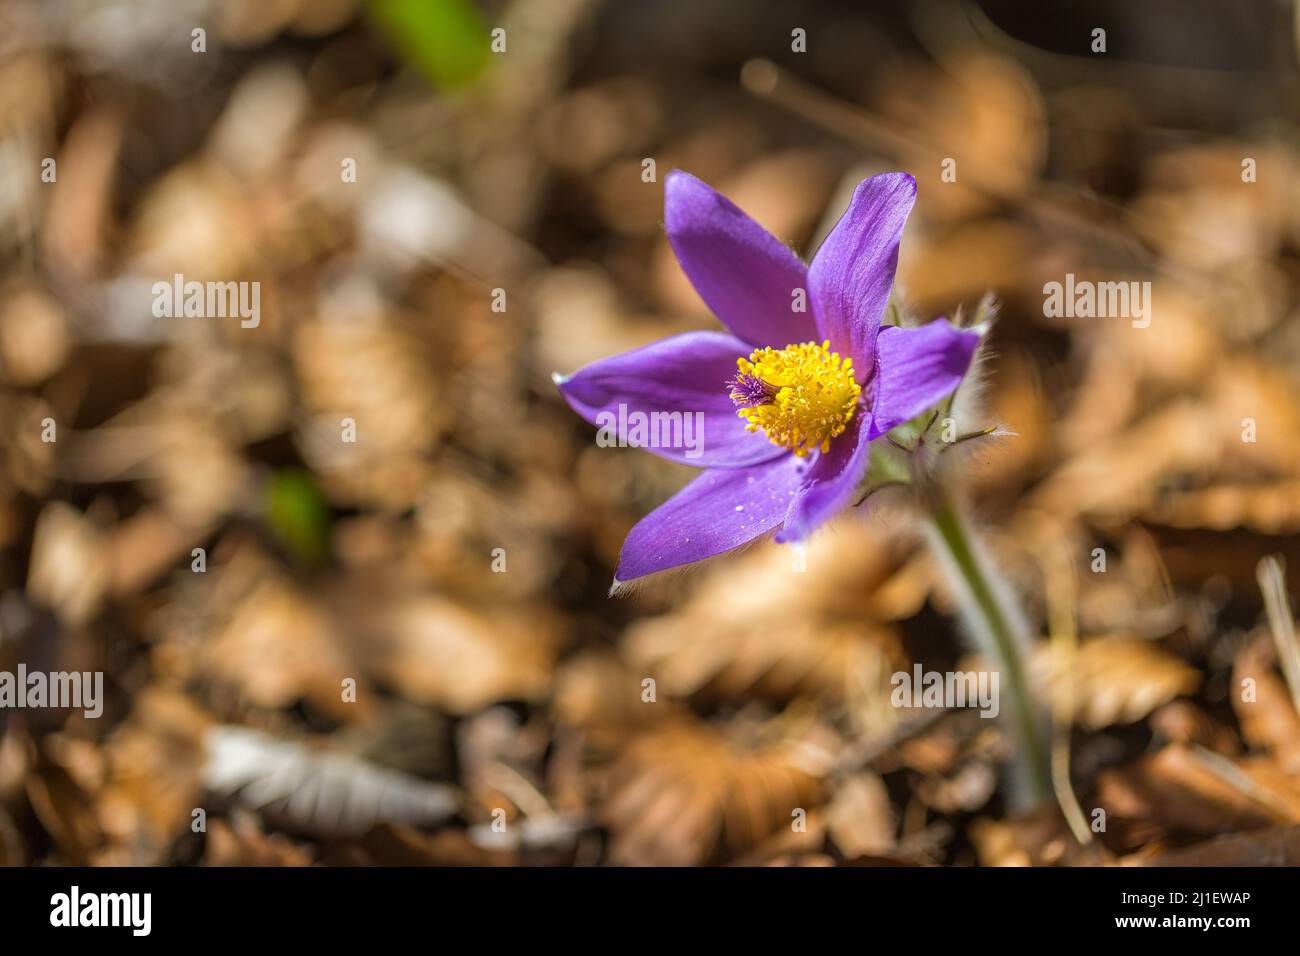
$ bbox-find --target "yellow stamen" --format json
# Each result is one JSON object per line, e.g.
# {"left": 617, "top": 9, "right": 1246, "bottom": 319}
{"left": 732, "top": 340, "right": 861, "bottom": 457}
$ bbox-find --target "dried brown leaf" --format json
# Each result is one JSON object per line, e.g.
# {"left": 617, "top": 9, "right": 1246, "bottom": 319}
{"left": 603, "top": 715, "right": 835, "bottom": 866}
{"left": 1033, "top": 636, "right": 1200, "bottom": 730}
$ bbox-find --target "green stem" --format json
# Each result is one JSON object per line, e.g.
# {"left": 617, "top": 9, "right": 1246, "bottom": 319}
{"left": 926, "top": 492, "right": 1050, "bottom": 807}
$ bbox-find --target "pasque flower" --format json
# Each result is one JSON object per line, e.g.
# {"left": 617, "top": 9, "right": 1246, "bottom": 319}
{"left": 555, "top": 171, "right": 981, "bottom": 585}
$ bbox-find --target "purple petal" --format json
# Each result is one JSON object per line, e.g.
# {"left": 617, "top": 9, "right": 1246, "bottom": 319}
{"left": 615, "top": 454, "right": 810, "bottom": 582}
{"left": 808, "top": 173, "right": 916, "bottom": 375}
{"left": 869, "top": 320, "right": 982, "bottom": 439}
{"left": 555, "top": 330, "right": 783, "bottom": 468}
{"left": 775, "top": 404, "right": 871, "bottom": 543}
{"left": 665, "top": 171, "right": 811, "bottom": 349}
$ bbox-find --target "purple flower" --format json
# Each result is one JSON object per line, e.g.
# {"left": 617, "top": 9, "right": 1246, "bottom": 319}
{"left": 555, "top": 170, "right": 981, "bottom": 585}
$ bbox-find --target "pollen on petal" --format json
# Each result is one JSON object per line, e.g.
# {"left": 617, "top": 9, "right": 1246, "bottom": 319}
{"left": 729, "top": 340, "right": 861, "bottom": 457}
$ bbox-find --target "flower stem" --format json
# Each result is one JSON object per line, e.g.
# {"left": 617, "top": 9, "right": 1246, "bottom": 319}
{"left": 924, "top": 491, "right": 1050, "bottom": 807}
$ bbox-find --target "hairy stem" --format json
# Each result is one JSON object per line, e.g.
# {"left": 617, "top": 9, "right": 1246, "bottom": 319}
{"left": 925, "top": 492, "right": 1050, "bottom": 807}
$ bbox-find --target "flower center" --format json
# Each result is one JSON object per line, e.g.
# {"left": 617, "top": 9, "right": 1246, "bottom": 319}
{"left": 727, "top": 340, "right": 861, "bottom": 457}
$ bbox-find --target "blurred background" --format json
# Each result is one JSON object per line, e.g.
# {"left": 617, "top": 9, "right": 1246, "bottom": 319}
{"left": 1, "top": 0, "right": 1300, "bottom": 866}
